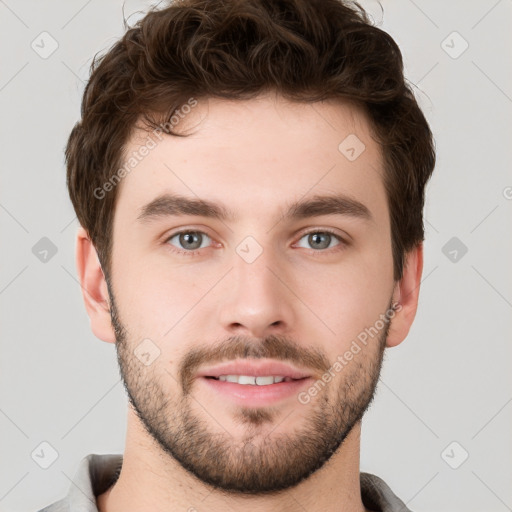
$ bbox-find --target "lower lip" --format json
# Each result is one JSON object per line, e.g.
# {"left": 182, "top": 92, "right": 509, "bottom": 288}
{"left": 199, "top": 377, "right": 312, "bottom": 407}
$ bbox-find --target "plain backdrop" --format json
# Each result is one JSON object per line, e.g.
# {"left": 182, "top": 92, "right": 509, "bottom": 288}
{"left": 0, "top": 1, "right": 511, "bottom": 511}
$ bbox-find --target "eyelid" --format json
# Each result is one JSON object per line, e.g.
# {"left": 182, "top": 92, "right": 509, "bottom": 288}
{"left": 299, "top": 227, "right": 342, "bottom": 236}
{"left": 162, "top": 225, "right": 218, "bottom": 243}
{"left": 293, "top": 227, "right": 349, "bottom": 245}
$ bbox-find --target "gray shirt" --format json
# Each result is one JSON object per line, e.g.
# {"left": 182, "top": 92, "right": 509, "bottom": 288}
{"left": 37, "top": 454, "right": 412, "bottom": 512}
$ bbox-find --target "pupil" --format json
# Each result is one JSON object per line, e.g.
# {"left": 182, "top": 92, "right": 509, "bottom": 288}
{"left": 181, "top": 232, "right": 201, "bottom": 249}
{"left": 310, "top": 232, "right": 330, "bottom": 250}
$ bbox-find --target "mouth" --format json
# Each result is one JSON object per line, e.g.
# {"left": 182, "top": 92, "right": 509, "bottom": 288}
{"left": 197, "top": 360, "right": 313, "bottom": 406}
{"left": 197, "top": 359, "right": 311, "bottom": 380}
{"left": 204, "top": 375, "right": 306, "bottom": 385}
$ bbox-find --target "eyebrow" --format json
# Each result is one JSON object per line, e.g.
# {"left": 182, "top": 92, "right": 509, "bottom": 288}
{"left": 137, "top": 193, "right": 372, "bottom": 223}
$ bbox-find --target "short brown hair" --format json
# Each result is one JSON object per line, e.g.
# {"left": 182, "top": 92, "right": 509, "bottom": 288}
{"left": 66, "top": 0, "right": 435, "bottom": 281}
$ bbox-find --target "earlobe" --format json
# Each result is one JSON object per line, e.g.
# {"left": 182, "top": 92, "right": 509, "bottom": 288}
{"left": 385, "top": 244, "right": 424, "bottom": 348}
{"left": 75, "top": 227, "right": 116, "bottom": 344}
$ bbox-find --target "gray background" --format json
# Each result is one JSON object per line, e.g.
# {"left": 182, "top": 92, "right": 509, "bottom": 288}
{"left": 1, "top": 1, "right": 511, "bottom": 511}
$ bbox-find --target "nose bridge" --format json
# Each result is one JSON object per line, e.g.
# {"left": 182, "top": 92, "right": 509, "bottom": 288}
{"left": 217, "top": 237, "right": 296, "bottom": 336}
{"left": 233, "top": 238, "right": 284, "bottom": 306}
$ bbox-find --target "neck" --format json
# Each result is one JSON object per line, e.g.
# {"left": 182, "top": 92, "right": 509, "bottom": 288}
{"left": 97, "top": 409, "right": 370, "bottom": 512}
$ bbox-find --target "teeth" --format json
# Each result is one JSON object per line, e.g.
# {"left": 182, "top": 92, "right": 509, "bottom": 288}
{"left": 216, "top": 375, "right": 289, "bottom": 385}
{"left": 255, "top": 376, "right": 274, "bottom": 385}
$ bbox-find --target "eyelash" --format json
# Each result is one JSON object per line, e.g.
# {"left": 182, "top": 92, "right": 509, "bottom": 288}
{"left": 164, "top": 228, "right": 347, "bottom": 257}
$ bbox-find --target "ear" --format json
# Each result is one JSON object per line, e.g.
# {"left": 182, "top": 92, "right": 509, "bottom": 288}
{"left": 75, "top": 227, "right": 116, "bottom": 344}
{"left": 386, "top": 243, "right": 423, "bottom": 348}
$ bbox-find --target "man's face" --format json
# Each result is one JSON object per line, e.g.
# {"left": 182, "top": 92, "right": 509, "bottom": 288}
{"left": 108, "top": 95, "right": 396, "bottom": 493}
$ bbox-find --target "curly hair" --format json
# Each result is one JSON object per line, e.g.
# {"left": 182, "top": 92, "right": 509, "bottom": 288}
{"left": 66, "top": 0, "right": 436, "bottom": 280}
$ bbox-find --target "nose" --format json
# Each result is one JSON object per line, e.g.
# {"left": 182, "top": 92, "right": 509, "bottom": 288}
{"left": 217, "top": 245, "right": 297, "bottom": 339}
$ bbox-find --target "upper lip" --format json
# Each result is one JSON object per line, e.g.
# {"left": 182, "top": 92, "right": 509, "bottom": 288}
{"left": 197, "top": 360, "right": 311, "bottom": 380}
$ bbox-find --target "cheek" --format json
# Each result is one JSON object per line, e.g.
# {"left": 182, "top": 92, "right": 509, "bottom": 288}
{"left": 112, "top": 253, "right": 222, "bottom": 339}
{"left": 290, "top": 247, "right": 394, "bottom": 344}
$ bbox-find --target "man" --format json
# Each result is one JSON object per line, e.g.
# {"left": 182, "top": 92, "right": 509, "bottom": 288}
{"left": 39, "top": 0, "right": 435, "bottom": 510}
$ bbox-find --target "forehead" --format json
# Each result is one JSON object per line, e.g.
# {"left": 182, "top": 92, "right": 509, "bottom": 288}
{"left": 115, "top": 94, "right": 387, "bottom": 224}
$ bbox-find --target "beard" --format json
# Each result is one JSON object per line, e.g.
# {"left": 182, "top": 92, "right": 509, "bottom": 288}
{"left": 109, "top": 287, "right": 390, "bottom": 496}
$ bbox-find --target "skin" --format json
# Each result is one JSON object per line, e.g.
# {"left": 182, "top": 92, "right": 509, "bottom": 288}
{"left": 76, "top": 92, "right": 423, "bottom": 512}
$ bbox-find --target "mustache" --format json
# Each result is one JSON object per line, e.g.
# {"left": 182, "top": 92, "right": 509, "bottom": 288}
{"left": 179, "top": 334, "right": 330, "bottom": 395}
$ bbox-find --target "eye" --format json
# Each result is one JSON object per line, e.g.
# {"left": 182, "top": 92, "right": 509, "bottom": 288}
{"left": 164, "top": 229, "right": 345, "bottom": 256}
{"left": 295, "top": 230, "right": 343, "bottom": 251}
{"left": 166, "top": 230, "right": 213, "bottom": 253}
